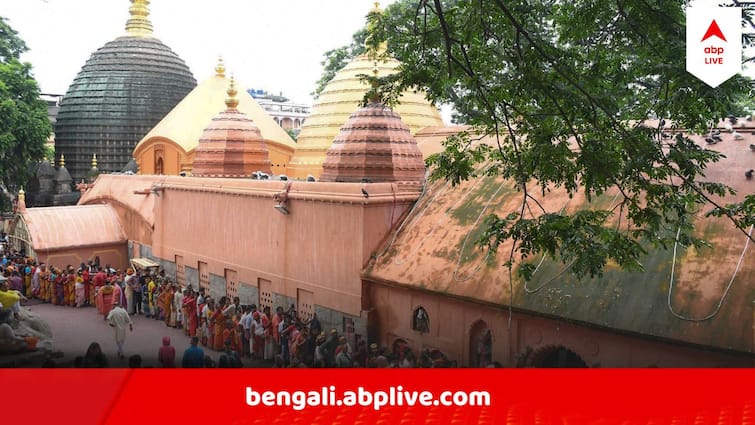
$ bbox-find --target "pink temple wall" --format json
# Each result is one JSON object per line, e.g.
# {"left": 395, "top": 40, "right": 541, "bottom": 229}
{"left": 36, "top": 243, "right": 128, "bottom": 271}
{"left": 367, "top": 282, "right": 754, "bottom": 368}
{"left": 151, "top": 179, "right": 416, "bottom": 316}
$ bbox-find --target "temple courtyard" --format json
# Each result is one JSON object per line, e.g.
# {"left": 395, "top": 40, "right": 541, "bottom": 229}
{"left": 25, "top": 301, "right": 267, "bottom": 368}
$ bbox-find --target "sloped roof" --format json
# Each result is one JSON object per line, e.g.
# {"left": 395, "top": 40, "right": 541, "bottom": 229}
{"left": 366, "top": 123, "right": 755, "bottom": 353}
{"left": 133, "top": 74, "right": 296, "bottom": 156}
{"left": 78, "top": 174, "right": 167, "bottom": 228}
{"left": 20, "top": 204, "right": 126, "bottom": 251}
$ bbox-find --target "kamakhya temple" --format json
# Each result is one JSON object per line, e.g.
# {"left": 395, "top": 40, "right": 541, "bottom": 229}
{"left": 6, "top": 0, "right": 755, "bottom": 367}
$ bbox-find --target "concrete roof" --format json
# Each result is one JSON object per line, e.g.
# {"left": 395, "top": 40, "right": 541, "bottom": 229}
{"left": 78, "top": 174, "right": 166, "bottom": 228}
{"left": 366, "top": 121, "right": 755, "bottom": 353}
{"left": 20, "top": 204, "right": 126, "bottom": 251}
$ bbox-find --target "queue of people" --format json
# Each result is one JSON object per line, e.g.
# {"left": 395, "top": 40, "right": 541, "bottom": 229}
{"left": 1, "top": 248, "right": 127, "bottom": 316}
{"left": 3, "top": 242, "right": 455, "bottom": 368}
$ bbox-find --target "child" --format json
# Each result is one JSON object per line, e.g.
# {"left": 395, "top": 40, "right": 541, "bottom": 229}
{"left": 158, "top": 336, "right": 176, "bottom": 368}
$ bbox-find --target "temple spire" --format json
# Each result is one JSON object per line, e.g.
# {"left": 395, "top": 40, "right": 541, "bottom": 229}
{"left": 125, "top": 0, "right": 154, "bottom": 37}
{"left": 17, "top": 187, "right": 26, "bottom": 212}
{"left": 365, "top": 1, "right": 388, "bottom": 61}
{"left": 59, "top": 154, "right": 66, "bottom": 167}
{"left": 225, "top": 76, "right": 239, "bottom": 110}
{"left": 368, "top": 63, "right": 381, "bottom": 103}
{"left": 215, "top": 56, "right": 226, "bottom": 77}
{"left": 91, "top": 153, "right": 98, "bottom": 168}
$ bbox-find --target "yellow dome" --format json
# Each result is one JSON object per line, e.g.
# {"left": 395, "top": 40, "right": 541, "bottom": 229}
{"left": 133, "top": 72, "right": 296, "bottom": 175}
{"left": 288, "top": 54, "right": 443, "bottom": 179}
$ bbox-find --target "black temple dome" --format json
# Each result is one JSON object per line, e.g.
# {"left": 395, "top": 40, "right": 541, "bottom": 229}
{"left": 54, "top": 35, "right": 196, "bottom": 180}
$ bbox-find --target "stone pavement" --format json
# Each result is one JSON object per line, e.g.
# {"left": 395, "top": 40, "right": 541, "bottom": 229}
{"left": 24, "top": 301, "right": 271, "bottom": 368}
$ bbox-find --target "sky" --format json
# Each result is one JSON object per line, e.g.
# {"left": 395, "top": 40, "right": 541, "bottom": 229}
{"left": 2, "top": 0, "right": 752, "bottom": 108}
{"left": 3, "top": 0, "right": 395, "bottom": 105}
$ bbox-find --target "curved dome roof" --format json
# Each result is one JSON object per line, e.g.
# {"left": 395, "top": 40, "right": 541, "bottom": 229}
{"left": 193, "top": 79, "right": 272, "bottom": 177}
{"left": 133, "top": 70, "right": 295, "bottom": 157}
{"left": 54, "top": 0, "right": 196, "bottom": 182}
{"left": 320, "top": 101, "right": 425, "bottom": 184}
{"left": 288, "top": 53, "right": 443, "bottom": 179}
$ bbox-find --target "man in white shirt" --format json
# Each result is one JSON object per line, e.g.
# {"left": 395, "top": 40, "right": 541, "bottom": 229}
{"left": 106, "top": 301, "right": 133, "bottom": 359}
{"left": 239, "top": 306, "right": 253, "bottom": 357}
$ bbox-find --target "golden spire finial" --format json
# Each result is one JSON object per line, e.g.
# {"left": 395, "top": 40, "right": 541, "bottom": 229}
{"left": 215, "top": 56, "right": 226, "bottom": 77}
{"left": 17, "top": 187, "right": 26, "bottom": 211}
{"left": 367, "top": 61, "right": 382, "bottom": 103}
{"left": 365, "top": 1, "right": 386, "bottom": 62}
{"left": 92, "top": 154, "right": 98, "bottom": 168}
{"left": 225, "top": 76, "right": 239, "bottom": 109}
{"left": 125, "top": 0, "right": 154, "bottom": 37}
{"left": 59, "top": 154, "right": 65, "bottom": 167}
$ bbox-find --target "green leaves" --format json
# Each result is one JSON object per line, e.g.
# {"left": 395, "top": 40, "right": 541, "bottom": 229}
{"left": 0, "top": 17, "right": 27, "bottom": 63}
{"left": 426, "top": 132, "right": 491, "bottom": 185}
{"left": 479, "top": 207, "right": 647, "bottom": 281}
{"left": 375, "top": 0, "right": 755, "bottom": 282}
{"left": 708, "top": 194, "right": 755, "bottom": 229}
{"left": 311, "top": 28, "right": 367, "bottom": 99}
{"left": 0, "top": 17, "right": 50, "bottom": 209}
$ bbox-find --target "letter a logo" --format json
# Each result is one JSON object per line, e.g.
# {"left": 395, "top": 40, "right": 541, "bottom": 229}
{"left": 701, "top": 20, "right": 727, "bottom": 42}
{"left": 686, "top": 7, "right": 742, "bottom": 87}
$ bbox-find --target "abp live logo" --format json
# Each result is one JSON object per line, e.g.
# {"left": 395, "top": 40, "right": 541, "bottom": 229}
{"left": 686, "top": 7, "right": 742, "bottom": 87}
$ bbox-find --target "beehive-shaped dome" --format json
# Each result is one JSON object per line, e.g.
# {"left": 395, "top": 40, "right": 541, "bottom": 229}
{"left": 133, "top": 58, "right": 295, "bottom": 176}
{"left": 288, "top": 53, "right": 443, "bottom": 179}
{"left": 320, "top": 101, "right": 425, "bottom": 184}
{"left": 192, "top": 79, "right": 272, "bottom": 177}
{"left": 54, "top": 0, "right": 196, "bottom": 181}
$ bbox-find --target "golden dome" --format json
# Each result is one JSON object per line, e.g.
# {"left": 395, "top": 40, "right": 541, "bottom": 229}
{"left": 133, "top": 70, "right": 296, "bottom": 176}
{"left": 135, "top": 73, "right": 294, "bottom": 154}
{"left": 288, "top": 54, "right": 443, "bottom": 179}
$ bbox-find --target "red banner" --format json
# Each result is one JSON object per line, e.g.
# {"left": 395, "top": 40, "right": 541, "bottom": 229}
{"left": 3, "top": 369, "right": 753, "bottom": 424}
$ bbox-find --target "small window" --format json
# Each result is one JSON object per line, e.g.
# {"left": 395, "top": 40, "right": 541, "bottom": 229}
{"left": 412, "top": 307, "right": 430, "bottom": 334}
{"left": 225, "top": 269, "right": 238, "bottom": 299}
{"left": 258, "top": 278, "right": 273, "bottom": 312}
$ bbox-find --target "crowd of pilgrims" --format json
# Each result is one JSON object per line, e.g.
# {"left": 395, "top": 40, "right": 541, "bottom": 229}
{"left": 1, "top": 245, "right": 456, "bottom": 368}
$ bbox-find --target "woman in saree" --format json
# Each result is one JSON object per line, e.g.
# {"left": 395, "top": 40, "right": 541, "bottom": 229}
{"left": 74, "top": 271, "right": 86, "bottom": 307}
{"left": 182, "top": 289, "right": 197, "bottom": 337}
{"left": 98, "top": 282, "right": 116, "bottom": 320}
{"left": 212, "top": 298, "right": 227, "bottom": 351}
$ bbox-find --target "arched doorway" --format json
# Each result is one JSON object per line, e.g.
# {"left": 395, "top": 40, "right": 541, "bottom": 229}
{"left": 527, "top": 345, "right": 588, "bottom": 368}
{"left": 155, "top": 157, "right": 164, "bottom": 175}
{"left": 412, "top": 306, "right": 430, "bottom": 334}
{"left": 469, "top": 320, "right": 492, "bottom": 367}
